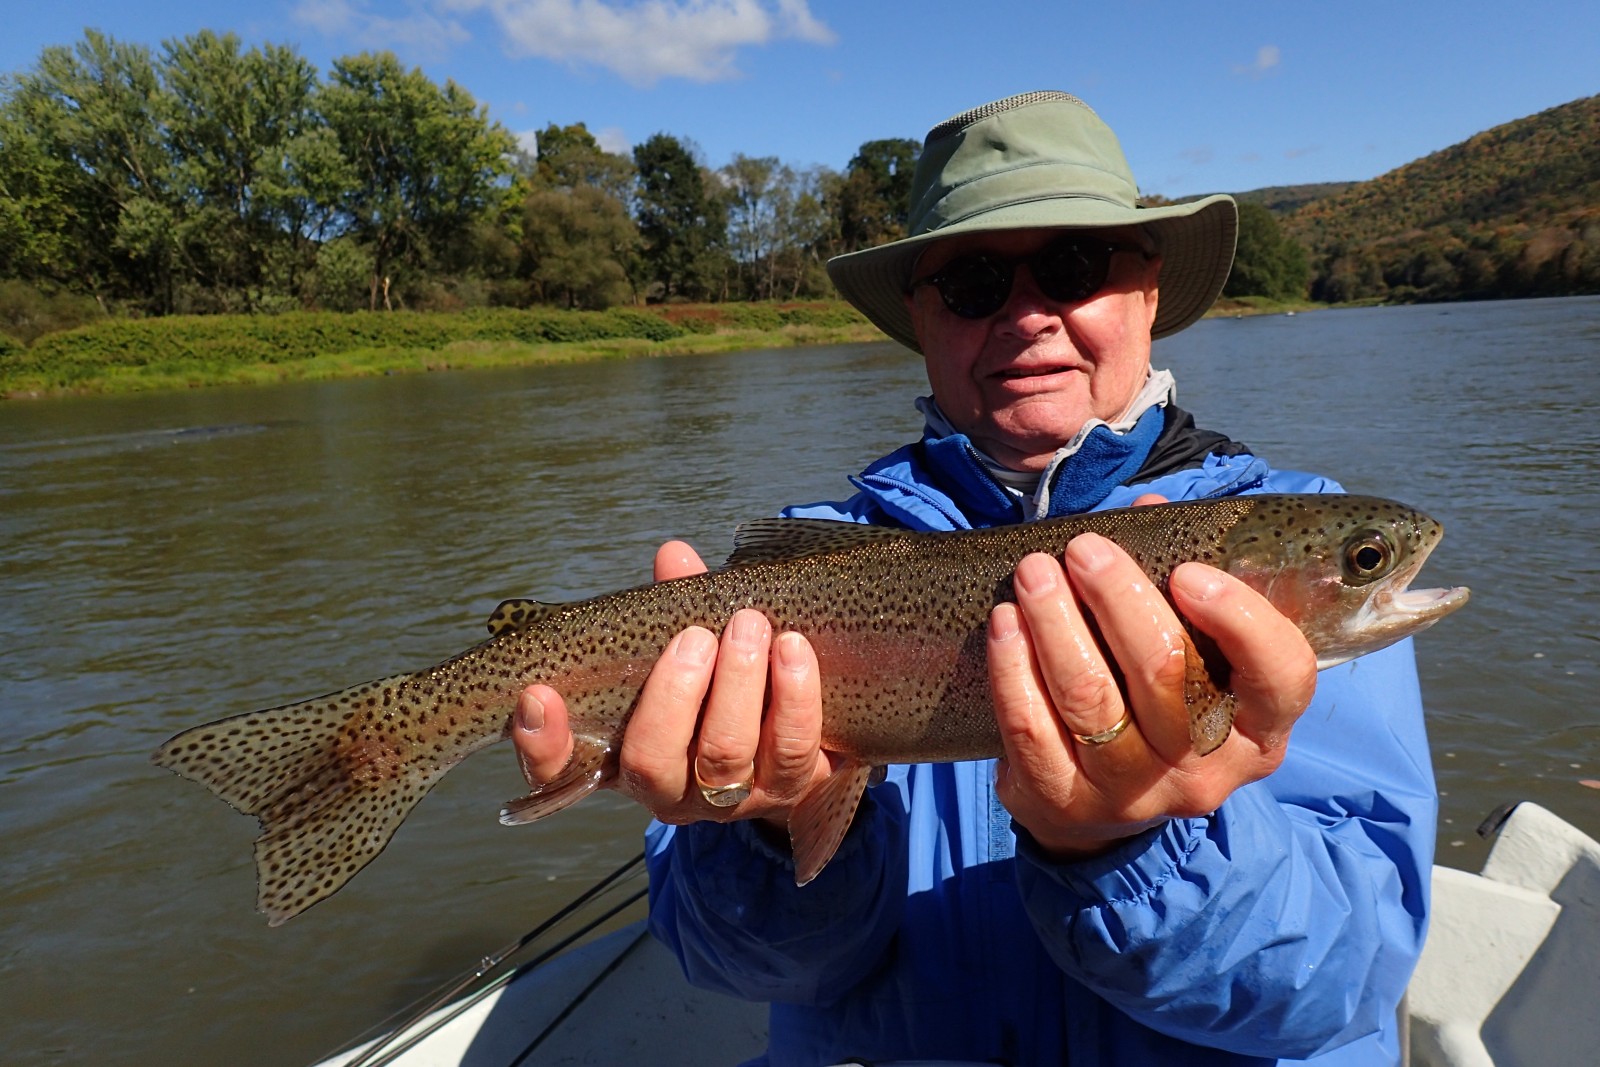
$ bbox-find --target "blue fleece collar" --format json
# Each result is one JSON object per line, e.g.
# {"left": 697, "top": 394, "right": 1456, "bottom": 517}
{"left": 1041, "top": 404, "right": 1166, "bottom": 517}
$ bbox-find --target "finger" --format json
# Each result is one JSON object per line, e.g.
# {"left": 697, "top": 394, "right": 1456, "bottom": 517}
{"left": 1062, "top": 533, "right": 1193, "bottom": 760}
{"left": 513, "top": 685, "right": 575, "bottom": 786}
{"left": 988, "top": 600, "right": 1073, "bottom": 791}
{"left": 1010, "top": 552, "right": 1141, "bottom": 768}
{"left": 692, "top": 609, "right": 770, "bottom": 795}
{"left": 616, "top": 626, "right": 717, "bottom": 804}
{"left": 1169, "top": 562, "right": 1317, "bottom": 753}
{"left": 1131, "top": 493, "right": 1168, "bottom": 507}
{"left": 654, "top": 540, "right": 708, "bottom": 582}
{"left": 757, "top": 631, "right": 825, "bottom": 805}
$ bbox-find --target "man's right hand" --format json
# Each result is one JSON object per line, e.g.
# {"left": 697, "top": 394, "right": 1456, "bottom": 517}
{"left": 510, "top": 541, "right": 832, "bottom": 834}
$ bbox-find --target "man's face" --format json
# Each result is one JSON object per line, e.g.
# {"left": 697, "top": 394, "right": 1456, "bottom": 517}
{"left": 907, "top": 227, "right": 1162, "bottom": 472}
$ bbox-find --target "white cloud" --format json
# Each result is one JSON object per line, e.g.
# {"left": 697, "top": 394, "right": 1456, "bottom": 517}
{"left": 293, "top": 0, "right": 836, "bottom": 86}
{"left": 450, "top": 0, "right": 836, "bottom": 86}
{"left": 292, "top": 0, "right": 471, "bottom": 57}
{"left": 772, "top": 0, "right": 835, "bottom": 44}
{"left": 1232, "top": 44, "right": 1281, "bottom": 78}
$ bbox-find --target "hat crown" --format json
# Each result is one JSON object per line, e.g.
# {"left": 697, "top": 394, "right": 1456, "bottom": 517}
{"left": 909, "top": 91, "right": 1139, "bottom": 238}
{"left": 823, "top": 90, "right": 1237, "bottom": 351}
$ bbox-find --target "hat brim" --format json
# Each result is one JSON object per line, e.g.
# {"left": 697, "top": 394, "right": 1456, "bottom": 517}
{"left": 826, "top": 194, "right": 1238, "bottom": 352}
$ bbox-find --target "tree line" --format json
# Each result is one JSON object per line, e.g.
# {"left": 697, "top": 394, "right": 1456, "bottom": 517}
{"left": 5, "top": 29, "right": 1589, "bottom": 347}
{"left": 0, "top": 29, "right": 922, "bottom": 338}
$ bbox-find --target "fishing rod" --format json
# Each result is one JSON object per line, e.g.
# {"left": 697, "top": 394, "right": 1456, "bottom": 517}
{"left": 318, "top": 850, "right": 648, "bottom": 1067}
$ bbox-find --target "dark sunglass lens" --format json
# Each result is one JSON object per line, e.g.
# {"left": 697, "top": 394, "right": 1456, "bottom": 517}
{"left": 1032, "top": 240, "right": 1114, "bottom": 304}
{"left": 933, "top": 256, "right": 1012, "bottom": 319}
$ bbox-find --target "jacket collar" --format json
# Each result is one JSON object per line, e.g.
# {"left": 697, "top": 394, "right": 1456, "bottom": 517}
{"left": 852, "top": 380, "right": 1253, "bottom": 531}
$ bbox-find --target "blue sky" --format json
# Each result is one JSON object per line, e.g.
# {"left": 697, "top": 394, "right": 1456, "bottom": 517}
{"left": 4, "top": 0, "right": 1596, "bottom": 199}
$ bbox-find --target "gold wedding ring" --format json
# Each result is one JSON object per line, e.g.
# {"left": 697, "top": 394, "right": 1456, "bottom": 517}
{"left": 1072, "top": 711, "right": 1134, "bottom": 746}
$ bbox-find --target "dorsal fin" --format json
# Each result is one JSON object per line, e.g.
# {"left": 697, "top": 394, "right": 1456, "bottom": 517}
{"left": 724, "top": 518, "right": 910, "bottom": 568}
{"left": 486, "top": 597, "right": 560, "bottom": 638}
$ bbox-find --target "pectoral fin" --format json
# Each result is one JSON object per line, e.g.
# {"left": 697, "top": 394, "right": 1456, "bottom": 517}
{"left": 787, "top": 760, "right": 875, "bottom": 886}
{"left": 499, "top": 735, "right": 613, "bottom": 824}
{"left": 1183, "top": 631, "right": 1236, "bottom": 756}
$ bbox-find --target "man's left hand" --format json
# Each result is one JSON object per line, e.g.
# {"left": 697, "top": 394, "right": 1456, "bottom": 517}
{"left": 987, "top": 503, "right": 1319, "bottom": 859}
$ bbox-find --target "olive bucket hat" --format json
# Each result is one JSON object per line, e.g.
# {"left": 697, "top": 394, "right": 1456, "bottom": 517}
{"left": 826, "top": 91, "right": 1238, "bottom": 352}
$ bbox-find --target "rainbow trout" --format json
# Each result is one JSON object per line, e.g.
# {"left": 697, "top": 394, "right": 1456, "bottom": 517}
{"left": 153, "top": 494, "right": 1468, "bottom": 925}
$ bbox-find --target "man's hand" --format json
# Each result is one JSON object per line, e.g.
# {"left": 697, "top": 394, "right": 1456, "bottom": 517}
{"left": 988, "top": 497, "right": 1318, "bottom": 859}
{"left": 510, "top": 542, "right": 832, "bottom": 832}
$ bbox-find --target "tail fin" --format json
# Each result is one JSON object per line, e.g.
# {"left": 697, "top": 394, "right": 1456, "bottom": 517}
{"left": 152, "top": 674, "right": 447, "bottom": 926}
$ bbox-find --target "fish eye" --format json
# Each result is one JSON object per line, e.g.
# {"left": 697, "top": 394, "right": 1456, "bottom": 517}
{"left": 1342, "top": 532, "right": 1395, "bottom": 584}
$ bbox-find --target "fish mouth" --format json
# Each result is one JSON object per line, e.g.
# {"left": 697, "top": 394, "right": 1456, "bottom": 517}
{"left": 1387, "top": 585, "right": 1472, "bottom": 617}
{"left": 1316, "top": 581, "right": 1471, "bottom": 670}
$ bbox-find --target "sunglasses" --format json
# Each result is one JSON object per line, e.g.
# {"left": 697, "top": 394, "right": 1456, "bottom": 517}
{"left": 910, "top": 236, "right": 1148, "bottom": 320}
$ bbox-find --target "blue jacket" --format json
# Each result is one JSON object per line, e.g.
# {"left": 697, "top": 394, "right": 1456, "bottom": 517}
{"left": 646, "top": 409, "right": 1435, "bottom": 1066}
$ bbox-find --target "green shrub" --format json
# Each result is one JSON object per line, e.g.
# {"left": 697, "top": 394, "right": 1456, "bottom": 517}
{"left": 0, "top": 281, "right": 106, "bottom": 344}
{"left": 716, "top": 305, "right": 786, "bottom": 331}
{"left": 11, "top": 308, "right": 704, "bottom": 387}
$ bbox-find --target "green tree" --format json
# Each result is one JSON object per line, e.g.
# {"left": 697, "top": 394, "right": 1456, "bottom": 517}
{"left": 531, "top": 122, "right": 635, "bottom": 202}
{"left": 1313, "top": 249, "right": 1385, "bottom": 303}
{"left": 6, "top": 31, "right": 177, "bottom": 309}
{"left": 507, "top": 122, "right": 639, "bottom": 308}
{"left": 720, "top": 156, "right": 840, "bottom": 300}
{"left": 520, "top": 185, "right": 637, "bottom": 308}
{"left": 1224, "top": 202, "right": 1311, "bottom": 301}
{"left": 633, "top": 133, "right": 727, "bottom": 301}
{"left": 778, "top": 165, "right": 839, "bottom": 297}
{"left": 0, "top": 94, "right": 78, "bottom": 283}
{"left": 160, "top": 31, "right": 324, "bottom": 310}
{"left": 833, "top": 137, "right": 920, "bottom": 253}
{"left": 316, "top": 52, "right": 516, "bottom": 309}
{"left": 722, "top": 153, "right": 785, "bottom": 299}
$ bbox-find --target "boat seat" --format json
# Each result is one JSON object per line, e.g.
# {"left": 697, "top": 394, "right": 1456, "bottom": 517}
{"left": 1408, "top": 802, "right": 1600, "bottom": 1066}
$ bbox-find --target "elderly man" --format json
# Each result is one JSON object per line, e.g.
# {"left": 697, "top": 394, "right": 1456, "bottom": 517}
{"left": 513, "top": 91, "right": 1433, "bottom": 1066}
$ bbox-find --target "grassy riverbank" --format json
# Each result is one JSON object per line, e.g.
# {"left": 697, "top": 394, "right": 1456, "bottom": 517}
{"left": 0, "top": 303, "right": 886, "bottom": 398}
{"left": 0, "top": 298, "right": 1320, "bottom": 398}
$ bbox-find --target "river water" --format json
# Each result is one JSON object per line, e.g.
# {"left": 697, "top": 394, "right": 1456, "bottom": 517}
{"left": 2, "top": 296, "right": 1597, "bottom": 1065}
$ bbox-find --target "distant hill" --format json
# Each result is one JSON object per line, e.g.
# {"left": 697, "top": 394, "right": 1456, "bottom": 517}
{"left": 1234, "top": 183, "right": 1356, "bottom": 215}
{"left": 1277, "top": 94, "right": 1600, "bottom": 302}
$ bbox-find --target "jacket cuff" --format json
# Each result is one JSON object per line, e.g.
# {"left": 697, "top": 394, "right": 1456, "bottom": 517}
{"left": 1015, "top": 814, "right": 1208, "bottom": 905}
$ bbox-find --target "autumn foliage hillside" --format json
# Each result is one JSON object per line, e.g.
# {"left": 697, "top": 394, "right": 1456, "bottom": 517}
{"left": 1279, "top": 94, "right": 1600, "bottom": 302}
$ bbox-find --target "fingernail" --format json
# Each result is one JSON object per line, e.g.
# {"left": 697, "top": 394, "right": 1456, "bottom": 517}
{"left": 1176, "top": 565, "right": 1226, "bottom": 601}
{"left": 730, "top": 610, "right": 766, "bottom": 645}
{"left": 516, "top": 690, "right": 544, "bottom": 733}
{"left": 775, "top": 630, "right": 807, "bottom": 669}
{"left": 674, "top": 628, "right": 716, "bottom": 665}
{"left": 990, "top": 603, "right": 1020, "bottom": 641}
{"left": 1066, "top": 533, "right": 1115, "bottom": 573}
{"left": 1013, "top": 554, "right": 1057, "bottom": 596}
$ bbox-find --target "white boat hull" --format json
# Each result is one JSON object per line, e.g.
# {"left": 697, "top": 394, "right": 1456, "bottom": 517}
{"left": 318, "top": 801, "right": 1600, "bottom": 1067}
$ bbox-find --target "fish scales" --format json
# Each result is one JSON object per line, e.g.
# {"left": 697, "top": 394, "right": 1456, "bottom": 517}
{"left": 152, "top": 494, "right": 1468, "bottom": 924}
